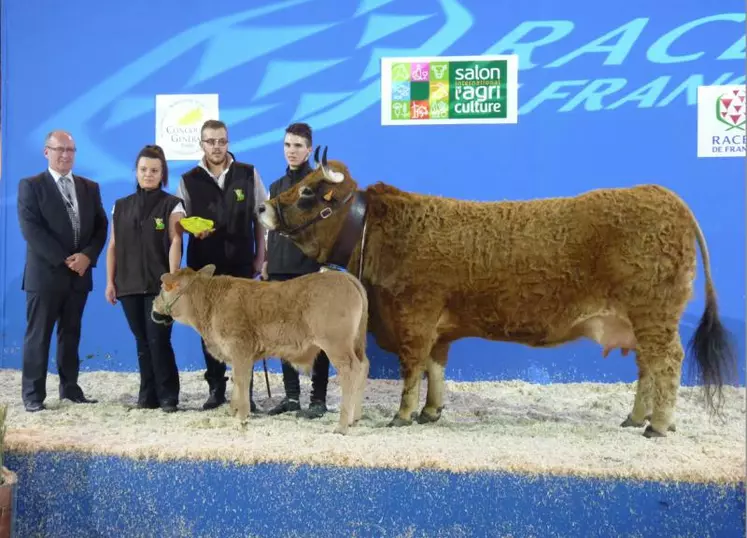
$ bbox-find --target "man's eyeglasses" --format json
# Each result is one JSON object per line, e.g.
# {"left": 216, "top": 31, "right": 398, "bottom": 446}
{"left": 46, "top": 146, "right": 77, "bottom": 154}
{"left": 202, "top": 138, "right": 228, "bottom": 147}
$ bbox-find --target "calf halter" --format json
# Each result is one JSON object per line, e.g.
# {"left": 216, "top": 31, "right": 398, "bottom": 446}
{"left": 151, "top": 273, "right": 198, "bottom": 325}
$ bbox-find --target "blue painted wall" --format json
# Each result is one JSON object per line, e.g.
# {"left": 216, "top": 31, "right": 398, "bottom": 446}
{"left": 6, "top": 451, "right": 746, "bottom": 538}
{"left": 1, "top": 0, "right": 745, "bottom": 385}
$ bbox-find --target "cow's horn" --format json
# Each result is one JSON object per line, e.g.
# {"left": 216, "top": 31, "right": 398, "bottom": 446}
{"left": 314, "top": 146, "right": 321, "bottom": 166}
{"left": 317, "top": 145, "right": 343, "bottom": 183}
{"left": 324, "top": 170, "right": 345, "bottom": 183}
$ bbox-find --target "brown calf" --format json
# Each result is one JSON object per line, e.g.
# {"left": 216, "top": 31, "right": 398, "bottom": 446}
{"left": 151, "top": 264, "right": 370, "bottom": 434}
{"left": 258, "top": 147, "right": 737, "bottom": 439}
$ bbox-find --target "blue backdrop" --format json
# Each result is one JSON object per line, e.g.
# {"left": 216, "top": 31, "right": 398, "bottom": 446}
{"left": 1, "top": 0, "right": 745, "bottom": 386}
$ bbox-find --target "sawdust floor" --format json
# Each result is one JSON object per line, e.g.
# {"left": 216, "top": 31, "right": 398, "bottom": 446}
{"left": 0, "top": 368, "right": 743, "bottom": 484}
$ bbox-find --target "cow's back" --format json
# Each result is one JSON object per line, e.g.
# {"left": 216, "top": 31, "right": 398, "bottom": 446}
{"left": 356, "top": 183, "right": 698, "bottom": 345}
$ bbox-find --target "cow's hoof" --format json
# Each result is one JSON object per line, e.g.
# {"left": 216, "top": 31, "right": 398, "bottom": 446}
{"left": 417, "top": 408, "right": 442, "bottom": 424}
{"left": 643, "top": 425, "right": 667, "bottom": 438}
{"left": 620, "top": 415, "right": 646, "bottom": 428}
{"left": 387, "top": 415, "right": 415, "bottom": 427}
{"left": 333, "top": 425, "right": 349, "bottom": 435}
{"left": 643, "top": 414, "right": 676, "bottom": 432}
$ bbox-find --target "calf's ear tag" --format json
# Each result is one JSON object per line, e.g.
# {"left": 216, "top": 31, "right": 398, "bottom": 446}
{"left": 323, "top": 190, "right": 334, "bottom": 202}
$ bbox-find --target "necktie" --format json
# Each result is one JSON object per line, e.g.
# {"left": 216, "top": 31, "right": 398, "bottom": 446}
{"left": 59, "top": 175, "right": 80, "bottom": 249}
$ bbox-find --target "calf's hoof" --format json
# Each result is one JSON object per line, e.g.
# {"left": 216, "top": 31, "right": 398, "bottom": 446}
{"left": 643, "top": 425, "right": 667, "bottom": 438}
{"left": 417, "top": 407, "right": 442, "bottom": 424}
{"left": 333, "top": 424, "right": 349, "bottom": 435}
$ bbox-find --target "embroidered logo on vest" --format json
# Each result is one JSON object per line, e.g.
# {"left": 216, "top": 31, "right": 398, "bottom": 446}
{"left": 234, "top": 188, "right": 245, "bottom": 202}
{"left": 154, "top": 217, "right": 165, "bottom": 230}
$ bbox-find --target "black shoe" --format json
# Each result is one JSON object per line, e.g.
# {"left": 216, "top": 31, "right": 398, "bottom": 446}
{"left": 63, "top": 394, "right": 98, "bottom": 404}
{"left": 24, "top": 401, "right": 45, "bottom": 413}
{"left": 203, "top": 391, "right": 226, "bottom": 410}
{"left": 297, "top": 401, "right": 327, "bottom": 419}
{"left": 267, "top": 397, "right": 301, "bottom": 416}
{"left": 137, "top": 400, "right": 159, "bottom": 410}
{"left": 202, "top": 380, "right": 227, "bottom": 410}
{"left": 161, "top": 403, "right": 178, "bottom": 413}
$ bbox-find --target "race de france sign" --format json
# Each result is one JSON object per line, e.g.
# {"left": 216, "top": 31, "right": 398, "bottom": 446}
{"left": 696, "top": 85, "right": 746, "bottom": 158}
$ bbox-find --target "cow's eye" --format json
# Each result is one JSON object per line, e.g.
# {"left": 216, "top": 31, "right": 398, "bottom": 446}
{"left": 299, "top": 186, "right": 315, "bottom": 198}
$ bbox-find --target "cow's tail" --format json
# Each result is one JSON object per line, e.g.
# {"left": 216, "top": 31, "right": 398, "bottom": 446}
{"left": 344, "top": 271, "right": 369, "bottom": 363}
{"left": 686, "top": 209, "right": 738, "bottom": 418}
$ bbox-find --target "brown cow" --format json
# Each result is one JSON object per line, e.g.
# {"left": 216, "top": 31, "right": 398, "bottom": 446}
{"left": 151, "top": 264, "right": 370, "bottom": 434}
{"left": 257, "top": 147, "right": 737, "bottom": 439}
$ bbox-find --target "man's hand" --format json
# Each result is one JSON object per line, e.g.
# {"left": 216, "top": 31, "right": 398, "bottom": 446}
{"left": 195, "top": 228, "right": 215, "bottom": 240}
{"left": 66, "top": 253, "right": 91, "bottom": 276}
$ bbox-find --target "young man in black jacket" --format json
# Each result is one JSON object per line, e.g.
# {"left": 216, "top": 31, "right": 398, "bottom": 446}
{"left": 176, "top": 119, "right": 268, "bottom": 412}
{"left": 264, "top": 122, "right": 330, "bottom": 419}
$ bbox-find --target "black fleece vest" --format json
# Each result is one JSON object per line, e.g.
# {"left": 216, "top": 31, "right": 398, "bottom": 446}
{"left": 181, "top": 162, "right": 256, "bottom": 275}
{"left": 113, "top": 188, "right": 181, "bottom": 297}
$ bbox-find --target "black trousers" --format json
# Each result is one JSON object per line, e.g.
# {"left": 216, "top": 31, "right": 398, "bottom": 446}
{"left": 270, "top": 273, "right": 330, "bottom": 403}
{"left": 22, "top": 290, "right": 88, "bottom": 404}
{"left": 120, "top": 294, "right": 180, "bottom": 406}
{"left": 200, "top": 265, "right": 253, "bottom": 399}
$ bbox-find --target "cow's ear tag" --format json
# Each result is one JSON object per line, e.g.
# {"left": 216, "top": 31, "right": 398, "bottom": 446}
{"left": 323, "top": 190, "right": 334, "bottom": 202}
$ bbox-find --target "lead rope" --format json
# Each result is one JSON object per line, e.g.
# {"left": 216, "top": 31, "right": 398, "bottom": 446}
{"left": 357, "top": 217, "right": 368, "bottom": 281}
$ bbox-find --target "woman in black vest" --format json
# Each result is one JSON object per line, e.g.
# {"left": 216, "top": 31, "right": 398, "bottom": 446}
{"left": 104, "top": 144, "right": 184, "bottom": 412}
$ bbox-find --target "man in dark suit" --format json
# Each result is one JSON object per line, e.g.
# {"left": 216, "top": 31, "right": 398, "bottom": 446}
{"left": 16, "top": 130, "right": 109, "bottom": 412}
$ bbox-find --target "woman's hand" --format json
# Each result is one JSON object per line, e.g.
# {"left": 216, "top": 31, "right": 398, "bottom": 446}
{"left": 105, "top": 283, "right": 117, "bottom": 305}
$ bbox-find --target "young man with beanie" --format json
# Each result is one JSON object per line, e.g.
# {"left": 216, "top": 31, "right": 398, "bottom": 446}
{"left": 264, "top": 122, "right": 330, "bottom": 419}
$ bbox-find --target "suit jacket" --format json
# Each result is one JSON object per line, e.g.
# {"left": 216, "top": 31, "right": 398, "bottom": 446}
{"left": 17, "top": 170, "right": 109, "bottom": 293}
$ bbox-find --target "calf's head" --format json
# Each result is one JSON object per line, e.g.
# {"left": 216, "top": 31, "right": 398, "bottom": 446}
{"left": 258, "top": 146, "right": 359, "bottom": 262}
{"left": 151, "top": 264, "right": 216, "bottom": 324}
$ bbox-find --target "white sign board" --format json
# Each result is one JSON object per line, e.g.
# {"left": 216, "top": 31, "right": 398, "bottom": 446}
{"left": 155, "top": 94, "right": 220, "bottom": 161}
{"left": 696, "top": 85, "right": 745, "bottom": 158}
{"left": 380, "top": 55, "right": 519, "bottom": 126}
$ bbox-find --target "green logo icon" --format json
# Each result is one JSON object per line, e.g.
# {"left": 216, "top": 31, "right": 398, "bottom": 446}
{"left": 154, "top": 217, "right": 165, "bottom": 230}
{"left": 234, "top": 188, "right": 245, "bottom": 202}
{"left": 449, "top": 60, "right": 507, "bottom": 119}
{"left": 430, "top": 62, "right": 449, "bottom": 81}
{"left": 391, "top": 63, "right": 411, "bottom": 82}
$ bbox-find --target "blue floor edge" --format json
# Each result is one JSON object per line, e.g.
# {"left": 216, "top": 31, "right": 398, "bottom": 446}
{"left": 5, "top": 450, "right": 745, "bottom": 538}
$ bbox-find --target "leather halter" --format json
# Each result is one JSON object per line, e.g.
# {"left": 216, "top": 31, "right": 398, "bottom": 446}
{"left": 276, "top": 145, "right": 369, "bottom": 275}
{"left": 276, "top": 188, "right": 354, "bottom": 237}
{"left": 276, "top": 188, "right": 368, "bottom": 273}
